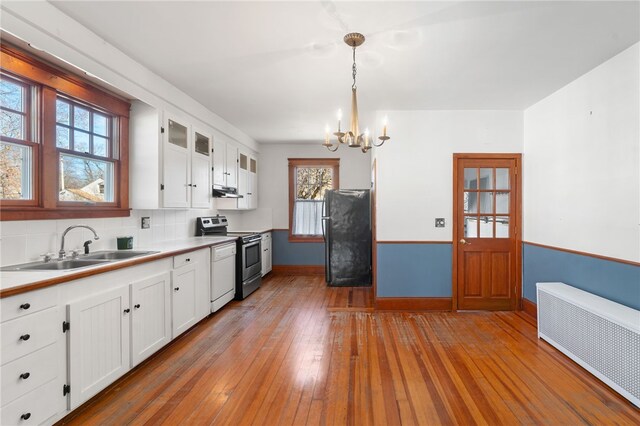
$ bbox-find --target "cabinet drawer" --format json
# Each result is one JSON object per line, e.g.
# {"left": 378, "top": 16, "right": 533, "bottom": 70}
{"left": 1, "top": 307, "right": 58, "bottom": 365}
{"left": 261, "top": 232, "right": 271, "bottom": 240}
{"left": 1, "top": 343, "right": 57, "bottom": 406}
{"left": 173, "top": 252, "right": 197, "bottom": 269}
{"left": 1, "top": 379, "right": 59, "bottom": 426}
{"left": 1, "top": 287, "right": 57, "bottom": 323}
{"left": 212, "top": 243, "right": 236, "bottom": 261}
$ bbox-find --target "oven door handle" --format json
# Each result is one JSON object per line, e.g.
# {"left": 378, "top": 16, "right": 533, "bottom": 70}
{"left": 243, "top": 240, "right": 260, "bottom": 249}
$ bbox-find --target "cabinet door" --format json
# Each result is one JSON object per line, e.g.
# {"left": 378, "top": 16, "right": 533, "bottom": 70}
{"left": 212, "top": 137, "right": 226, "bottom": 187}
{"left": 67, "top": 286, "right": 130, "bottom": 409}
{"left": 171, "top": 263, "right": 198, "bottom": 338}
{"left": 249, "top": 157, "right": 258, "bottom": 209}
{"left": 191, "top": 153, "right": 211, "bottom": 208}
{"left": 237, "top": 152, "right": 248, "bottom": 209}
{"left": 131, "top": 272, "right": 171, "bottom": 367}
{"left": 163, "top": 117, "right": 190, "bottom": 208}
{"left": 225, "top": 143, "right": 238, "bottom": 189}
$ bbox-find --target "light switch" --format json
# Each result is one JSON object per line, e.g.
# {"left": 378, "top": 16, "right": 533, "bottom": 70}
{"left": 435, "top": 218, "right": 445, "bottom": 228}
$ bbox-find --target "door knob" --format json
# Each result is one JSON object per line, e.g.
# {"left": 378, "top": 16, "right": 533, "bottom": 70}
{"left": 459, "top": 239, "right": 471, "bottom": 245}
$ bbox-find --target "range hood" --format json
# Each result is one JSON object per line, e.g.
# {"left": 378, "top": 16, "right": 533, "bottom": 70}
{"left": 212, "top": 186, "right": 243, "bottom": 198}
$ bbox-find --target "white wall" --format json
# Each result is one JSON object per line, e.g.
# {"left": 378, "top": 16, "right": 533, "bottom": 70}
{"left": 523, "top": 43, "right": 640, "bottom": 262}
{"left": 255, "top": 143, "right": 372, "bottom": 230}
{"left": 375, "top": 110, "right": 524, "bottom": 241}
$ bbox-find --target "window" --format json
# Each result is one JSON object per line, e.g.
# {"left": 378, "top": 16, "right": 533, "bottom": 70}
{"left": 288, "top": 158, "right": 339, "bottom": 242}
{"left": 0, "top": 44, "right": 130, "bottom": 220}
{"left": 0, "top": 74, "right": 36, "bottom": 203}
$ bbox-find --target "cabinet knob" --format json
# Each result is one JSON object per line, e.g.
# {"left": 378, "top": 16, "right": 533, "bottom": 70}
{"left": 20, "top": 303, "right": 31, "bottom": 310}
{"left": 21, "top": 413, "right": 31, "bottom": 420}
{"left": 123, "top": 308, "right": 130, "bottom": 314}
{"left": 192, "top": 184, "right": 197, "bottom": 188}
{"left": 20, "top": 372, "right": 30, "bottom": 380}
{"left": 19, "top": 334, "right": 30, "bottom": 341}
{"left": 174, "top": 287, "right": 180, "bottom": 291}
{"left": 134, "top": 304, "right": 141, "bottom": 309}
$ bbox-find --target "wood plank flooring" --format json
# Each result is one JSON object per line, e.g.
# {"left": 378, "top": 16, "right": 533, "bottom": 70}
{"left": 59, "top": 274, "right": 640, "bottom": 425}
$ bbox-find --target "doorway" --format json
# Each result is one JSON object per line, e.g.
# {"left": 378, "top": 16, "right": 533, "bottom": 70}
{"left": 452, "top": 154, "right": 522, "bottom": 310}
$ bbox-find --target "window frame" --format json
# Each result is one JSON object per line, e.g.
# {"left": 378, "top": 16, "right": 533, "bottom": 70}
{"left": 288, "top": 158, "right": 340, "bottom": 243}
{"left": 0, "top": 44, "right": 130, "bottom": 220}
{"left": 0, "top": 73, "right": 39, "bottom": 206}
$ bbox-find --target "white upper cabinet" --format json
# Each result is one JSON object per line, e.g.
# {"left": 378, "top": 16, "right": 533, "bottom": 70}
{"left": 218, "top": 150, "right": 258, "bottom": 211}
{"left": 213, "top": 137, "right": 238, "bottom": 190}
{"left": 163, "top": 115, "right": 191, "bottom": 208}
{"left": 130, "top": 101, "right": 212, "bottom": 209}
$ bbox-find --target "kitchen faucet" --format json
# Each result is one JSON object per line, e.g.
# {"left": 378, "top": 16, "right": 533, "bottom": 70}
{"left": 59, "top": 225, "right": 100, "bottom": 260}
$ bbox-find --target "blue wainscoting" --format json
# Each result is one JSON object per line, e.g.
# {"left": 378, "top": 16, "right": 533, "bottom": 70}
{"left": 523, "top": 243, "right": 640, "bottom": 310}
{"left": 376, "top": 243, "right": 452, "bottom": 297}
{"left": 272, "top": 230, "right": 325, "bottom": 265}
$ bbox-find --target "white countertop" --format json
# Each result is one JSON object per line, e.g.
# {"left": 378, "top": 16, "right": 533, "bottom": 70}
{"left": 228, "top": 228, "right": 273, "bottom": 234}
{"left": 0, "top": 236, "right": 238, "bottom": 294}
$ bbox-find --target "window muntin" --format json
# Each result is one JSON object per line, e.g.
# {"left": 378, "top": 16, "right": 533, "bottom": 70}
{"left": 0, "top": 74, "right": 35, "bottom": 201}
{"left": 288, "top": 159, "right": 339, "bottom": 241}
{"left": 56, "top": 98, "right": 113, "bottom": 158}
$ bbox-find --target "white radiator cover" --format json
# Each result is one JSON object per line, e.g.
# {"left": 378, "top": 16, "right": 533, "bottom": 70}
{"left": 537, "top": 282, "right": 640, "bottom": 407}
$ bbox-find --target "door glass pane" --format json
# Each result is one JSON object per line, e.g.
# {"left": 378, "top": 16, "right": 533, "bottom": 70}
{"left": 59, "top": 154, "right": 114, "bottom": 202}
{"left": 56, "top": 126, "right": 70, "bottom": 149}
{"left": 250, "top": 158, "right": 257, "bottom": 173}
{"left": 74, "top": 130, "right": 90, "bottom": 153}
{"left": 479, "top": 168, "right": 493, "bottom": 189}
{"left": 168, "top": 119, "right": 187, "bottom": 148}
{"left": 464, "top": 168, "right": 477, "bottom": 189}
{"left": 464, "top": 191, "right": 477, "bottom": 214}
{"left": 464, "top": 216, "right": 477, "bottom": 238}
{"left": 496, "top": 192, "right": 509, "bottom": 214}
{"left": 239, "top": 153, "right": 248, "bottom": 170}
{"left": 74, "top": 107, "right": 90, "bottom": 131}
{"left": 496, "top": 216, "right": 509, "bottom": 238}
{"left": 0, "top": 141, "right": 31, "bottom": 200}
{"left": 496, "top": 168, "right": 510, "bottom": 190}
{"left": 479, "top": 192, "right": 493, "bottom": 214}
{"left": 479, "top": 216, "right": 493, "bottom": 238}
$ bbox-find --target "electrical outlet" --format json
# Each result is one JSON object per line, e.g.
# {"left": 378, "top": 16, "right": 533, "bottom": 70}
{"left": 435, "top": 218, "right": 445, "bottom": 228}
{"left": 141, "top": 217, "right": 151, "bottom": 229}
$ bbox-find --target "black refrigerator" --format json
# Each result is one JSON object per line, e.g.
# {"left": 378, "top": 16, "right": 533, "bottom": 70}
{"left": 322, "top": 189, "right": 372, "bottom": 287}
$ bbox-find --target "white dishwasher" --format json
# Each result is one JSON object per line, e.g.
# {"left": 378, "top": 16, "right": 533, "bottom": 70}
{"left": 211, "top": 243, "right": 237, "bottom": 312}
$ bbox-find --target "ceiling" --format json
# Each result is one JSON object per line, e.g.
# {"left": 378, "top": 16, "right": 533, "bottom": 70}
{"left": 49, "top": 1, "right": 639, "bottom": 144}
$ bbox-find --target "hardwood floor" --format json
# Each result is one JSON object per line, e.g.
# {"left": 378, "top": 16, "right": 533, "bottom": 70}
{"left": 59, "top": 275, "right": 639, "bottom": 425}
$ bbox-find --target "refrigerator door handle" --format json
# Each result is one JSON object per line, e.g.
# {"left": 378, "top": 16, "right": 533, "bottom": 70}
{"left": 321, "top": 216, "right": 330, "bottom": 241}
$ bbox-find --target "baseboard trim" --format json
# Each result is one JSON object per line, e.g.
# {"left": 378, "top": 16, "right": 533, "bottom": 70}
{"left": 522, "top": 298, "right": 537, "bottom": 323}
{"left": 375, "top": 297, "right": 452, "bottom": 311}
{"left": 271, "top": 265, "right": 324, "bottom": 275}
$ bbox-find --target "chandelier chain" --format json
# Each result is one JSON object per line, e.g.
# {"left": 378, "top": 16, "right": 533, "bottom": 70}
{"left": 352, "top": 46, "right": 357, "bottom": 90}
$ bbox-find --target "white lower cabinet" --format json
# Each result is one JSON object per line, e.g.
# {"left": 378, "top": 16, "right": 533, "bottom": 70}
{"left": 67, "top": 286, "right": 130, "bottom": 409}
{"left": 261, "top": 232, "right": 272, "bottom": 276}
{"left": 1, "top": 379, "right": 60, "bottom": 426}
{"left": 130, "top": 272, "right": 172, "bottom": 367}
{"left": 171, "top": 262, "right": 198, "bottom": 338}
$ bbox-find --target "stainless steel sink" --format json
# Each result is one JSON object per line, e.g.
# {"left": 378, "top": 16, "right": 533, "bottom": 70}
{"left": 0, "top": 250, "right": 159, "bottom": 271}
{"left": 2, "top": 259, "right": 110, "bottom": 271}
{"left": 83, "top": 250, "right": 159, "bottom": 260}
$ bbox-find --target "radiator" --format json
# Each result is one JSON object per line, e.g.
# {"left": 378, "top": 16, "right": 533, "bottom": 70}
{"left": 536, "top": 282, "right": 640, "bottom": 407}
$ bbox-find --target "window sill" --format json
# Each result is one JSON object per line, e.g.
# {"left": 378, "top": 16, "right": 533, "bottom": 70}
{"left": 0, "top": 207, "right": 131, "bottom": 221}
{"left": 288, "top": 235, "right": 324, "bottom": 243}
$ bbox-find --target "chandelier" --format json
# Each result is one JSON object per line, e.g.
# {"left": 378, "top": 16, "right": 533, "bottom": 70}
{"left": 323, "top": 32, "right": 390, "bottom": 153}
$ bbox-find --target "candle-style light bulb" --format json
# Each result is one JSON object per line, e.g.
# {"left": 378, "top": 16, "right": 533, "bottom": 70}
{"left": 324, "top": 124, "right": 330, "bottom": 144}
{"left": 337, "top": 109, "right": 343, "bottom": 132}
{"left": 382, "top": 115, "right": 388, "bottom": 137}
{"left": 364, "top": 128, "right": 371, "bottom": 147}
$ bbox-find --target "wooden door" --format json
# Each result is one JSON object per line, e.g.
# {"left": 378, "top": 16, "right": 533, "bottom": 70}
{"left": 171, "top": 263, "right": 197, "bottom": 338}
{"left": 453, "top": 154, "right": 521, "bottom": 310}
{"left": 67, "top": 286, "right": 130, "bottom": 409}
{"left": 163, "top": 117, "right": 190, "bottom": 208}
{"left": 130, "top": 272, "right": 171, "bottom": 366}
{"left": 212, "top": 138, "right": 226, "bottom": 187}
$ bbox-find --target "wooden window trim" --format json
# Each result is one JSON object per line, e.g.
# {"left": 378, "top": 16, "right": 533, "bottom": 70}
{"left": 1, "top": 44, "right": 130, "bottom": 221}
{"left": 288, "top": 158, "right": 340, "bottom": 243}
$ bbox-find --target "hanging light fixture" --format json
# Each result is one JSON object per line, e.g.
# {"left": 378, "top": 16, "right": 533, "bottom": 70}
{"left": 323, "top": 32, "right": 390, "bottom": 153}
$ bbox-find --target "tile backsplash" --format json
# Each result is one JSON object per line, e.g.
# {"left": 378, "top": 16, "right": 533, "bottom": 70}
{"left": 0, "top": 209, "right": 215, "bottom": 266}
